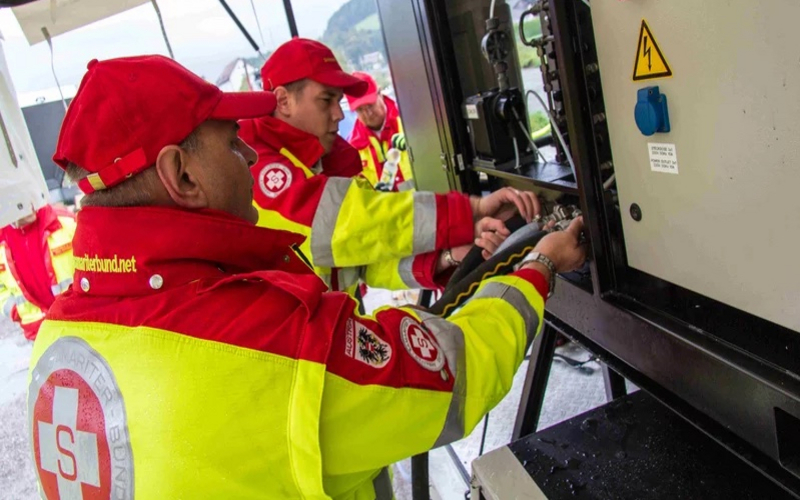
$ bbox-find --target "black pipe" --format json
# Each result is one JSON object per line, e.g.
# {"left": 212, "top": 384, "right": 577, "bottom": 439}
{"left": 534, "top": 132, "right": 555, "bottom": 148}
{"left": 282, "top": 0, "right": 299, "bottom": 38}
{"left": 411, "top": 453, "right": 431, "bottom": 500}
{"left": 218, "top": 0, "right": 261, "bottom": 53}
{"left": 432, "top": 225, "right": 548, "bottom": 318}
{"left": 445, "top": 215, "right": 528, "bottom": 292}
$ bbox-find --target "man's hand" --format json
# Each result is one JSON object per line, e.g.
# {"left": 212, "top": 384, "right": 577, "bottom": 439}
{"left": 470, "top": 187, "right": 542, "bottom": 223}
{"left": 474, "top": 217, "right": 510, "bottom": 260}
{"left": 523, "top": 217, "right": 587, "bottom": 276}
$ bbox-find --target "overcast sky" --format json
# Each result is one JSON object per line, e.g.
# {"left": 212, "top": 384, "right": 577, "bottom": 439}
{"left": 0, "top": 0, "right": 348, "bottom": 103}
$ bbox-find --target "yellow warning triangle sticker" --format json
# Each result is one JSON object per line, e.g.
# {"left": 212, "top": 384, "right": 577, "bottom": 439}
{"left": 632, "top": 19, "right": 672, "bottom": 81}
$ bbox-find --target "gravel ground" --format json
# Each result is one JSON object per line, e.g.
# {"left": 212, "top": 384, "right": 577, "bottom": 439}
{"left": 0, "top": 316, "right": 36, "bottom": 500}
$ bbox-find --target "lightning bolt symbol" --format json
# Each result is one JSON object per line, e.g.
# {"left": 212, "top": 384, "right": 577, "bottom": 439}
{"left": 643, "top": 35, "right": 652, "bottom": 71}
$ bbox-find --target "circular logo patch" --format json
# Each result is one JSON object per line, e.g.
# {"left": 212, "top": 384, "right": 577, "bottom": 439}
{"left": 400, "top": 317, "right": 445, "bottom": 372}
{"left": 29, "top": 337, "right": 134, "bottom": 500}
{"left": 258, "top": 163, "right": 293, "bottom": 198}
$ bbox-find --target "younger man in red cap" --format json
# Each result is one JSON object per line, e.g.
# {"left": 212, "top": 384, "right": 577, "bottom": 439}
{"left": 239, "top": 38, "right": 542, "bottom": 294}
{"left": 28, "top": 55, "right": 586, "bottom": 499}
{"left": 346, "top": 71, "right": 415, "bottom": 192}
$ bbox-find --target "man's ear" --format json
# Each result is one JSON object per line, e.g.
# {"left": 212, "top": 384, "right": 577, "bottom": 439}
{"left": 274, "top": 86, "right": 292, "bottom": 117}
{"left": 154, "top": 145, "right": 209, "bottom": 210}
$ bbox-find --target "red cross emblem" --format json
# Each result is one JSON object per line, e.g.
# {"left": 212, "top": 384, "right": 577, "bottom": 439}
{"left": 33, "top": 372, "right": 110, "bottom": 499}
{"left": 400, "top": 318, "right": 445, "bottom": 372}
{"left": 258, "top": 164, "right": 293, "bottom": 198}
{"left": 29, "top": 338, "right": 133, "bottom": 500}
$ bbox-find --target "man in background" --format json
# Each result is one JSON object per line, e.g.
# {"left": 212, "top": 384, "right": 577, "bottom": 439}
{"left": 347, "top": 71, "right": 414, "bottom": 192}
{"left": 0, "top": 204, "right": 75, "bottom": 339}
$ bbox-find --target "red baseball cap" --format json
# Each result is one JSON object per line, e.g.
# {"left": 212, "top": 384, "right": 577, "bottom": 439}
{"left": 261, "top": 38, "right": 368, "bottom": 97}
{"left": 54, "top": 55, "right": 277, "bottom": 194}
{"left": 345, "top": 72, "right": 380, "bottom": 110}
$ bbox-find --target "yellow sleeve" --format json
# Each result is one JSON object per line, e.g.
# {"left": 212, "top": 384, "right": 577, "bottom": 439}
{"left": 309, "top": 178, "right": 473, "bottom": 269}
{"left": 362, "top": 252, "right": 443, "bottom": 291}
{"left": 318, "top": 271, "right": 546, "bottom": 478}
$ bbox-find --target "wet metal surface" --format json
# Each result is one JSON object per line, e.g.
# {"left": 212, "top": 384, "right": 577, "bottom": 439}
{"left": 509, "top": 391, "right": 796, "bottom": 499}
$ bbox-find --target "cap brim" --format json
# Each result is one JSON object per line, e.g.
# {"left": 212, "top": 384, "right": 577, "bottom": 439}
{"left": 313, "top": 70, "right": 369, "bottom": 97}
{"left": 211, "top": 91, "right": 277, "bottom": 120}
{"left": 347, "top": 91, "right": 379, "bottom": 111}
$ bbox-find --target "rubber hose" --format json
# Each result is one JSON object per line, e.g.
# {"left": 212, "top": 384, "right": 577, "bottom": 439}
{"left": 430, "top": 227, "right": 548, "bottom": 318}
{"left": 445, "top": 215, "right": 528, "bottom": 291}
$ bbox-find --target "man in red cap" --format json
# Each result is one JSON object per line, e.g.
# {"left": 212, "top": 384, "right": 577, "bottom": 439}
{"left": 239, "top": 38, "right": 542, "bottom": 295}
{"left": 0, "top": 205, "right": 75, "bottom": 340}
{"left": 346, "top": 71, "right": 414, "bottom": 192}
{"left": 28, "top": 54, "right": 586, "bottom": 499}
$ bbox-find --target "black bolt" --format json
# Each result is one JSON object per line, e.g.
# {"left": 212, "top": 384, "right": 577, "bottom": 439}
{"left": 630, "top": 203, "right": 643, "bottom": 221}
{"left": 17, "top": 203, "right": 23, "bottom": 210}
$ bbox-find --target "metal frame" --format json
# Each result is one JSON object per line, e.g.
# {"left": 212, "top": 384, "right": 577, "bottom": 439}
{"left": 545, "top": 0, "right": 800, "bottom": 469}
{"left": 375, "top": 0, "right": 467, "bottom": 193}
{"left": 507, "top": 0, "right": 800, "bottom": 492}
{"left": 403, "top": 0, "right": 800, "bottom": 494}
{"left": 282, "top": 0, "right": 299, "bottom": 38}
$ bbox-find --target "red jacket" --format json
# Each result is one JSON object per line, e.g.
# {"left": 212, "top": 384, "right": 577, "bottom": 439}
{"left": 238, "top": 115, "right": 473, "bottom": 292}
{"left": 1, "top": 205, "right": 76, "bottom": 339}
{"left": 1, "top": 206, "right": 67, "bottom": 310}
{"left": 37, "top": 205, "right": 547, "bottom": 498}
{"left": 239, "top": 117, "right": 362, "bottom": 179}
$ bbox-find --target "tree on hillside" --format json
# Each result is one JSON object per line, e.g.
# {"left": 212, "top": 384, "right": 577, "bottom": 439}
{"left": 320, "top": 0, "right": 387, "bottom": 71}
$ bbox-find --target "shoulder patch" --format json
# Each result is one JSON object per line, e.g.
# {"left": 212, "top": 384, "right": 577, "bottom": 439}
{"left": 345, "top": 319, "right": 392, "bottom": 368}
{"left": 258, "top": 163, "right": 293, "bottom": 198}
{"left": 400, "top": 317, "right": 445, "bottom": 372}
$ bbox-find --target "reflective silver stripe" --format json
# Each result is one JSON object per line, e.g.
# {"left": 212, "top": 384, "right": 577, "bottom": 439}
{"left": 310, "top": 178, "right": 352, "bottom": 267}
{"left": 51, "top": 278, "right": 73, "bottom": 295}
{"left": 318, "top": 272, "right": 333, "bottom": 290}
{"left": 397, "top": 179, "right": 416, "bottom": 192}
{"left": 416, "top": 311, "right": 467, "bottom": 448}
{"left": 398, "top": 256, "right": 424, "bottom": 289}
{"left": 318, "top": 267, "right": 363, "bottom": 292}
{"left": 412, "top": 192, "right": 437, "bottom": 255}
{"left": 373, "top": 467, "right": 393, "bottom": 500}
{"left": 2, "top": 297, "right": 14, "bottom": 317}
{"left": 473, "top": 282, "right": 539, "bottom": 343}
{"left": 338, "top": 266, "right": 363, "bottom": 291}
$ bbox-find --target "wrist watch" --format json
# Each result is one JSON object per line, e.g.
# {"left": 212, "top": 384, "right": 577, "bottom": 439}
{"left": 443, "top": 249, "right": 461, "bottom": 267}
{"left": 518, "top": 252, "right": 557, "bottom": 298}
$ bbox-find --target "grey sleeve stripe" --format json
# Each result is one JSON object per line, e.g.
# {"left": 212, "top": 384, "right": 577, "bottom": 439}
{"left": 338, "top": 266, "right": 364, "bottom": 292}
{"left": 412, "top": 192, "right": 437, "bottom": 255}
{"left": 397, "top": 179, "right": 416, "bottom": 192}
{"left": 373, "top": 467, "right": 393, "bottom": 500}
{"left": 51, "top": 278, "right": 73, "bottom": 296}
{"left": 398, "top": 256, "right": 423, "bottom": 289}
{"left": 2, "top": 297, "right": 14, "bottom": 317}
{"left": 473, "top": 282, "right": 540, "bottom": 343}
{"left": 416, "top": 311, "right": 468, "bottom": 448}
{"left": 310, "top": 178, "right": 353, "bottom": 268}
